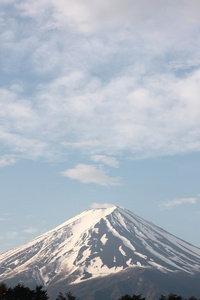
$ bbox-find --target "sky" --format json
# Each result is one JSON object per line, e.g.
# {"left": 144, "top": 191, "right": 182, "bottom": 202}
{"left": 0, "top": 0, "right": 200, "bottom": 254}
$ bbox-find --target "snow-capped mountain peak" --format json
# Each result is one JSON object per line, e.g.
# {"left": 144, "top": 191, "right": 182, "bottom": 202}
{"left": 0, "top": 206, "right": 200, "bottom": 287}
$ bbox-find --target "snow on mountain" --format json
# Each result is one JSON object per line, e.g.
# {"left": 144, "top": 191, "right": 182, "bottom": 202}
{"left": 0, "top": 205, "right": 200, "bottom": 287}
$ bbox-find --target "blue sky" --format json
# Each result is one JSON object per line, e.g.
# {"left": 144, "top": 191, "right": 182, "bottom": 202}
{"left": 1, "top": 0, "right": 200, "bottom": 254}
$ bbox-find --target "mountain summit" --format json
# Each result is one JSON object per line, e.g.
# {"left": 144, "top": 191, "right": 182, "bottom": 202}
{"left": 0, "top": 205, "right": 200, "bottom": 299}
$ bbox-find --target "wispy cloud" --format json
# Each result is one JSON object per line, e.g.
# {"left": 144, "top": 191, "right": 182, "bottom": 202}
{"left": 61, "top": 164, "right": 121, "bottom": 186}
{"left": 0, "top": 1, "right": 200, "bottom": 165}
{"left": 0, "top": 155, "right": 17, "bottom": 167}
{"left": 91, "top": 155, "right": 119, "bottom": 168}
{"left": 63, "top": 140, "right": 102, "bottom": 149}
{"left": 159, "top": 197, "right": 197, "bottom": 208}
{"left": 1, "top": 70, "right": 200, "bottom": 163}
{"left": 24, "top": 227, "right": 39, "bottom": 234}
{"left": 0, "top": 213, "right": 11, "bottom": 221}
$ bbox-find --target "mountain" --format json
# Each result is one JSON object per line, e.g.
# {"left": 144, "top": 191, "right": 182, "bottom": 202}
{"left": 0, "top": 205, "right": 200, "bottom": 299}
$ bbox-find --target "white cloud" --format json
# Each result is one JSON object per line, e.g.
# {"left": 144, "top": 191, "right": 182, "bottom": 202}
{"left": 1, "top": 69, "right": 200, "bottom": 162}
{"left": 91, "top": 155, "right": 119, "bottom": 168}
{"left": 0, "top": 1, "right": 200, "bottom": 165}
{"left": 15, "top": 0, "right": 200, "bottom": 36}
{"left": 159, "top": 197, "right": 197, "bottom": 208}
{"left": 24, "top": 227, "right": 39, "bottom": 234}
{"left": 91, "top": 203, "right": 114, "bottom": 209}
{"left": 0, "top": 155, "right": 17, "bottom": 167}
{"left": 61, "top": 164, "right": 121, "bottom": 186}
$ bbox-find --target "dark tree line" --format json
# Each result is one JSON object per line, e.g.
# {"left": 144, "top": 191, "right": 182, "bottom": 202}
{"left": 0, "top": 283, "right": 199, "bottom": 300}
{"left": 0, "top": 283, "right": 49, "bottom": 300}
{"left": 0, "top": 283, "right": 76, "bottom": 300}
{"left": 119, "top": 295, "right": 145, "bottom": 300}
{"left": 119, "top": 294, "right": 200, "bottom": 300}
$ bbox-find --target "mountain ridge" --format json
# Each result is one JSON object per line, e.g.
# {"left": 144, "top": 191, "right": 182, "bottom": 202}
{"left": 0, "top": 205, "right": 200, "bottom": 299}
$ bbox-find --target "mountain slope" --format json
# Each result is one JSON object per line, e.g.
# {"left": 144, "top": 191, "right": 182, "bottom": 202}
{"left": 0, "top": 205, "right": 200, "bottom": 297}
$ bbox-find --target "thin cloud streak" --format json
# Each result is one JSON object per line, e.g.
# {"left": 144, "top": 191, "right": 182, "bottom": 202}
{"left": 24, "top": 227, "right": 39, "bottom": 234}
{"left": 159, "top": 197, "right": 197, "bottom": 208}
